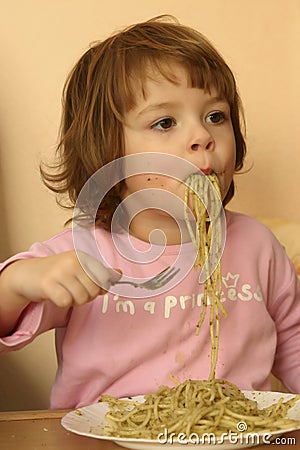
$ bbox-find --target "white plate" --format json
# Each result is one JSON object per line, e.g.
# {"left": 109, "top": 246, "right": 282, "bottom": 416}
{"left": 61, "top": 391, "right": 300, "bottom": 450}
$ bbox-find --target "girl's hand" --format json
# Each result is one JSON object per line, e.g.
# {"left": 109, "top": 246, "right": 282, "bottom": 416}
{"left": 5, "top": 250, "right": 121, "bottom": 308}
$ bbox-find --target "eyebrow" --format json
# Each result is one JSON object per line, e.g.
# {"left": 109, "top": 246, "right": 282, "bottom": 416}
{"left": 136, "top": 97, "right": 228, "bottom": 117}
{"left": 136, "top": 102, "right": 178, "bottom": 117}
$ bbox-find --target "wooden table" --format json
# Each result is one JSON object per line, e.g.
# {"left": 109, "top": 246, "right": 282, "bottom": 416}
{"left": 0, "top": 410, "right": 120, "bottom": 450}
{"left": 0, "top": 409, "right": 300, "bottom": 449}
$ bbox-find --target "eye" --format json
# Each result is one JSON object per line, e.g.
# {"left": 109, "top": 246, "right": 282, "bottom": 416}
{"left": 151, "top": 117, "right": 176, "bottom": 131}
{"left": 206, "top": 111, "right": 226, "bottom": 124}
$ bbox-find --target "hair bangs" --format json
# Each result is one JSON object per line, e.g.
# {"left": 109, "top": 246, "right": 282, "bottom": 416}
{"left": 111, "top": 51, "right": 237, "bottom": 121}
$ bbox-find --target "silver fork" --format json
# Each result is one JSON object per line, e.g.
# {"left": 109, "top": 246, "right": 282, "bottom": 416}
{"left": 111, "top": 266, "right": 180, "bottom": 290}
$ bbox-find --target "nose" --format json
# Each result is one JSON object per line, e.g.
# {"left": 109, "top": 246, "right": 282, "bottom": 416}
{"left": 188, "top": 125, "right": 214, "bottom": 152}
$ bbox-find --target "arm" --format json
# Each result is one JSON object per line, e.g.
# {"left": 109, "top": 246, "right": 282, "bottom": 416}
{"left": 267, "top": 246, "right": 300, "bottom": 393}
{"left": 0, "top": 250, "right": 121, "bottom": 337}
{"left": 271, "top": 271, "right": 300, "bottom": 393}
{"left": 0, "top": 260, "right": 31, "bottom": 336}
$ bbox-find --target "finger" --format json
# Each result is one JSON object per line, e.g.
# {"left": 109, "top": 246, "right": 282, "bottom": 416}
{"left": 79, "top": 258, "right": 121, "bottom": 291}
{"left": 74, "top": 274, "right": 102, "bottom": 300}
{"left": 61, "top": 276, "right": 95, "bottom": 306}
{"left": 95, "top": 268, "right": 122, "bottom": 291}
{"left": 40, "top": 280, "right": 74, "bottom": 308}
{"left": 108, "top": 268, "right": 123, "bottom": 283}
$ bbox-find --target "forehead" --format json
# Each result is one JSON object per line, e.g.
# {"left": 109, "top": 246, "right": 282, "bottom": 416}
{"left": 136, "top": 63, "right": 189, "bottom": 98}
{"left": 126, "top": 59, "right": 217, "bottom": 110}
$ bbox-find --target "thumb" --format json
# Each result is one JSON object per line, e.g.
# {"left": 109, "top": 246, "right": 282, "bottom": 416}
{"left": 108, "top": 268, "right": 122, "bottom": 283}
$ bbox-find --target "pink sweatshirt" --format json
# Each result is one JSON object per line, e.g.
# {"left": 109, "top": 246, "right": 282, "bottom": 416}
{"left": 0, "top": 210, "right": 300, "bottom": 409}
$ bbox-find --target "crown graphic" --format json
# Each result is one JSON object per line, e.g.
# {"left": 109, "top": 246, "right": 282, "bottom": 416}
{"left": 222, "top": 272, "right": 239, "bottom": 289}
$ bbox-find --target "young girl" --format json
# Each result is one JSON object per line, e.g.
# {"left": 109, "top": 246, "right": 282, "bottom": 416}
{"left": 0, "top": 16, "right": 299, "bottom": 410}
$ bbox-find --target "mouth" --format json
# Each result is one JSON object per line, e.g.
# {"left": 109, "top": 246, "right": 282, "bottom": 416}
{"left": 199, "top": 167, "right": 213, "bottom": 175}
{"left": 183, "top": 171, "right": 222, "bottom": 218}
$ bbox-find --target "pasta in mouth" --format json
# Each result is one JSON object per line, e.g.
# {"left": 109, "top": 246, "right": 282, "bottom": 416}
{"left": 99, "top": 173, "right": 300, "bottom": 440}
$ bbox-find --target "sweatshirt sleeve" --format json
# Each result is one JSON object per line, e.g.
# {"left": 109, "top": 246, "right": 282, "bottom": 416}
{"left": 267, "top": 235, "right": 300, "bottom": 393}
{"left": 0, "top": 237, "right": 71, "bottom": 353}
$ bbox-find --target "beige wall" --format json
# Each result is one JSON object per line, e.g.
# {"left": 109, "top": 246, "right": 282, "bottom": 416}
{"left": 0, "top": 0, "right": 299, "bottom": 410}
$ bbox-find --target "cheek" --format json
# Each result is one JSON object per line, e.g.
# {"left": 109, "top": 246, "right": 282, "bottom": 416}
{"left": 219, "top": 150, "right": 236, "bottom": 199}
{"left": 123, "top": 128, "right": 154, "bottom": 156}
{"left": 122, "top": 175, "right": 165, "bottom": 196}
{"left": 122, "top": 174, "right": 185, "bottom": 203}
{"left": 127, "top": 175, "right": 180, "bottom": 190}
{"left": 224, "top": 136, "right": 237, "bottom": 176}
{"left": 227, "top": 153, "right": 236, "bottom": 177}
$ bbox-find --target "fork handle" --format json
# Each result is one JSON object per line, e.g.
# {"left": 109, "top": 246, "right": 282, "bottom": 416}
{"left": 110, "top": 281, "right": 139, "bottom": 288}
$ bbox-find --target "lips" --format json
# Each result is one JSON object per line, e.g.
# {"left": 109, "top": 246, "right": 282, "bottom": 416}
{"left": 199, "top": 167, "right": 213, "bottom": 175}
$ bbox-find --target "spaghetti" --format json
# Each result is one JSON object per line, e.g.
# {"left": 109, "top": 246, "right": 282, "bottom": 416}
{"left": 184, "top": 172, "right": 226, "bottom": 379}
{"left": 101, "top": 379, "right": 299, "bottom": 439}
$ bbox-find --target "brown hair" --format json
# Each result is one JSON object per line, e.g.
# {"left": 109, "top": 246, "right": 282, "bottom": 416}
{"left": 41, "top": 15, "right": 246, "bottom": 228}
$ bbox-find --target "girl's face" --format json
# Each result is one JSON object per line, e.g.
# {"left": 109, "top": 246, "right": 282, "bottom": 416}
{"left": 121, "top": 63, "right": 236, "bottom": 242}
